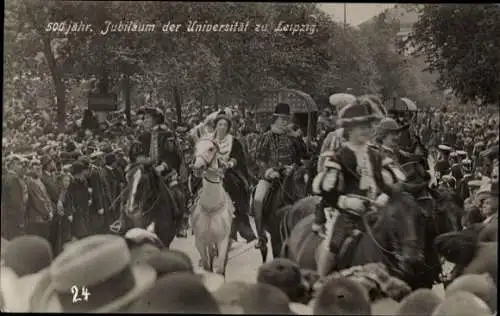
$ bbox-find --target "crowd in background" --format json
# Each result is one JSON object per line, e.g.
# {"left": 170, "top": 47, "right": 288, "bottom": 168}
{"left": 1, "top": 101, "right": 498, "bottom": 314}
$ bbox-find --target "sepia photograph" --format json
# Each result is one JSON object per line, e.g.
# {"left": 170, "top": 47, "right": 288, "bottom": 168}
{"left": 2, "top": 1, "right": 499, "bottom": 314}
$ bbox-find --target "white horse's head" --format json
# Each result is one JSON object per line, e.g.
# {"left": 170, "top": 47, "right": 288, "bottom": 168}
{"left": 193, "top": 137, "right": 219, "bottom": 170}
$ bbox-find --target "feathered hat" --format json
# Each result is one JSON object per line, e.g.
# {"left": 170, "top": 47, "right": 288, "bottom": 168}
{"left": 213, "top": 110, "right": 232, "bottom": 131}
{"left": 338, "top": 98, "right": 384, "bottom": 128}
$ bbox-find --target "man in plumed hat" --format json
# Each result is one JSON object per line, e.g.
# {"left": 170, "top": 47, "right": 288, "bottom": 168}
{"left": 129, "top": 106, "right": 188, "bottom": 237}
{"left": 311, "top": 97, "right": 406, "bottom": 277}
{"left": 253, "top": 102, "right": 308, "bottom": 249}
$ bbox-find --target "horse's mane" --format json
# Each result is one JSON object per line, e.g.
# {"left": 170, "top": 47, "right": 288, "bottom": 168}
{"left": 374, "top": 192, "right": 420, "bottom": 230}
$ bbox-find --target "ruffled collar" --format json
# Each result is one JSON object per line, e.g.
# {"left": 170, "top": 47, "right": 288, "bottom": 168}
{"left": 271, "top": 124, "right": 287, "bottom": 135}
{"left": 214, "top": 134, "right": 233, "bottom": 157}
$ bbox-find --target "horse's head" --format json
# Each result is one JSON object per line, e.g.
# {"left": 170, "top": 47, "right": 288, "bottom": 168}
{"left": 124, "top": 163, "right": 155, "bottom": 223}
{"left": 381, "top": 192, "right": 425, "bottom": 272}
{"left": 292, "top": 164, "right": 310, "bottom": 198}
{"left": 192, "top": 137, "right": 219, "bottom": 171}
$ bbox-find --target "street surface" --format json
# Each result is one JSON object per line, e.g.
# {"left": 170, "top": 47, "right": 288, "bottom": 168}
{"left": 170, "top": 216, "right": 448, "bottom": 298}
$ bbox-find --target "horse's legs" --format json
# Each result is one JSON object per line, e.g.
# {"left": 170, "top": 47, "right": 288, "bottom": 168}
{"left": 215, "top": 218, "right": 233, "bottom": 276}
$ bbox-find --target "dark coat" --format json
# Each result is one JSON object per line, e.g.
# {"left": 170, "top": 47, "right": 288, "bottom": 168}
{"left": 129, "top": 125, "right": 182, "bottom": 173}
{"left": 1, "top": 171, "right": 28, "bottom": 239}
{"left": 65, "top": 178, "right": 92, "bottom": 239}
{"left": 256, "top": 129, "right": 307, "bottom": 178}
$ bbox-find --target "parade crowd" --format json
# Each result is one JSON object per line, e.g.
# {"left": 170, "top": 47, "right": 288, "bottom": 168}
{"left": 1, "top": 96, "right": 498, "bottom": 314}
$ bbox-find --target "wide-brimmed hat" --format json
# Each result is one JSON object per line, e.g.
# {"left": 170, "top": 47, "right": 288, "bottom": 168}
{"left": 137, "top": 106, "right": 165, "bottom": 124}
{"left": 70, "top": 160, "right": 87, "bottom": 176}
{"left": 338, "top": 98, "right": 383, "bottom": 128}
{"left": 213, "top": 110, "right": 232, "bottom": 131}
{"left": 257, "top": 258, "right": 307, "bottom": 303}
{"left": 34, "top": 235, "right": 156, "bottom": 313}
{"left": 3, "top": 235, "right": 53, "bottom": 277}
{"left": 129, "top": 272, "right": 220, "bottom": 313}
{"left": 375, "top": 118, "right": 407, "bottom": 137}
{"left": 273, "top": 102, "right": 291, "bottom": 117}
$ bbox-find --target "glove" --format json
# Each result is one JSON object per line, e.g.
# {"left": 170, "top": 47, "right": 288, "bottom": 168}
{"left": 98, "top": 208, "right": 104, "bottom": 215}
{"left": 338, "top": 196, "right": 366, "bottom": 212}
{"left": 312, "top": 223, "right": 325, "bottom": 235}
{"left": 68, "top": 215, "right": 73, "bottom": 222}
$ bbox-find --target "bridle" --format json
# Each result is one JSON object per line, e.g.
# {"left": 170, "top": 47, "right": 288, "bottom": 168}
{"left": 193, "top": 138, "right": 223, "bottom": 184}
{"left": 125, "top": 164, "right": 162, "bottom": 219}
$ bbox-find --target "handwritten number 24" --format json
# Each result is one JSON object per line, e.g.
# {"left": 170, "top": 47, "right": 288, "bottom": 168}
{"left": 71, "top": 286, "right": 90, "bottom": 303}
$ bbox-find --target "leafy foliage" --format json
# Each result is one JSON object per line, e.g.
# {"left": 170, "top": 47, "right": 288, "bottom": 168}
{"left": 408, "top": 4, "right": 500, "bottom": 105}
{"left": 4, "top": 1, "right": 448, "bottom": 131}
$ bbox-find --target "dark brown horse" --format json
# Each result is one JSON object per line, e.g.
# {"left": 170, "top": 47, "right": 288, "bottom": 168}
{"left": 400, "top": 151, "right": 463, "bottom": 288}
{"left": 254, "top": 164, "right": 309, "bottom": 262}
{"left": 283, "top": 192, "right": 426, "bottom": 289}
{"left": 114, "top": 163, "right": 178, "bottom": 248}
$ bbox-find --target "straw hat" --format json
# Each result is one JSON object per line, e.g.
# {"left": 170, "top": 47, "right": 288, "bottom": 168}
{"left": 34, "top": 235, "right": 156, "bottom": 312}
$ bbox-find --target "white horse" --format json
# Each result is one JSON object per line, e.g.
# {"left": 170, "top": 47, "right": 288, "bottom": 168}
{"left": 190, "top": 137, "right": 234, "bottom": 276}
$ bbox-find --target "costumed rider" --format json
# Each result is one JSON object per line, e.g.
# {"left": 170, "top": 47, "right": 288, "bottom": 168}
{"left": 317, "top": 93, "right": 356, "bottom": 173}
{"left": 253, "top": 102, "right": 308, "bottom": 249}
{"left": 128, "top": 106, "right": 189, "bottom": 238}
{"left": 373, "top": 117, "right": 407, "bottom": 163}
{"left": 311, "top": 98, "right": 406, "bottom": 277}
{"left": 211, "top": 110, "right": 257, "bottom": 243}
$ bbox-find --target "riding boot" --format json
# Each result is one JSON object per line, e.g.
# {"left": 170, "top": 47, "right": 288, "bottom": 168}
{"left": 235, "top": 200, "right": 257, "bottom": 243}
{"left": 253, "top": 200, "right": 267, "bottom": 249}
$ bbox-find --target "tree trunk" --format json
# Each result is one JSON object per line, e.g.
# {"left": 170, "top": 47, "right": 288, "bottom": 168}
{"left": 124, "top": 73, "right": 132, "bottom": 126}
{"left": 41, "top": 34, "right": 66, "bottom": 133}
{"left": 173, "top": 86, "right": 182, "bottom": 125}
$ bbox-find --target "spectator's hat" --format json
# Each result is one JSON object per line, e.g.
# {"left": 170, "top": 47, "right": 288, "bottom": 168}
{"left": 257, "top": 258, "right": 308, "bottom": 303}
{"left": 438, "top": 144, "right": 453, "bottom": 153}
{"left": 432, "top": 292, "right": 492, "bottom": 316}
{"left": 239, "top": 283, "right": 293, "bottom": 314}
{"left": 445, "top": 274, "right": 497, "bottom": 312}
{"left": 375, "top": 117, "right": 407, "bottom": 138}
{"left": 3, "top": 236, "right": 53, "bottom": 278}
{"left": 35, "top": 235, "right": 156, "bottom": 312}
{"left": 396, "top": 288, "right": 442, "bottom": 316}
{"left": 456, "top": 150, "right": 468, "bottom": 159}
{"left": 70, "top": 160, "right": 87, "bottom": 176}
{"left": 129, "top": 272, "right": 220, "bottom": 313}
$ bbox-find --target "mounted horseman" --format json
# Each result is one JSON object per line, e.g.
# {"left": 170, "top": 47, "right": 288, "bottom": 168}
{"left": 311, "top": 97, "right": 408, "bottom": 277}
{"left": 129, "top": 106, "right": 188, "bottom": 238}
{"left": 253, "top": 102, "right": 309, "bottom": 250}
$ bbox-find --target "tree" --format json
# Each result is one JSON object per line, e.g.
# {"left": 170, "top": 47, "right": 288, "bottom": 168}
{"left": 409, "top": 4, "right": 500, "bottom": 106}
